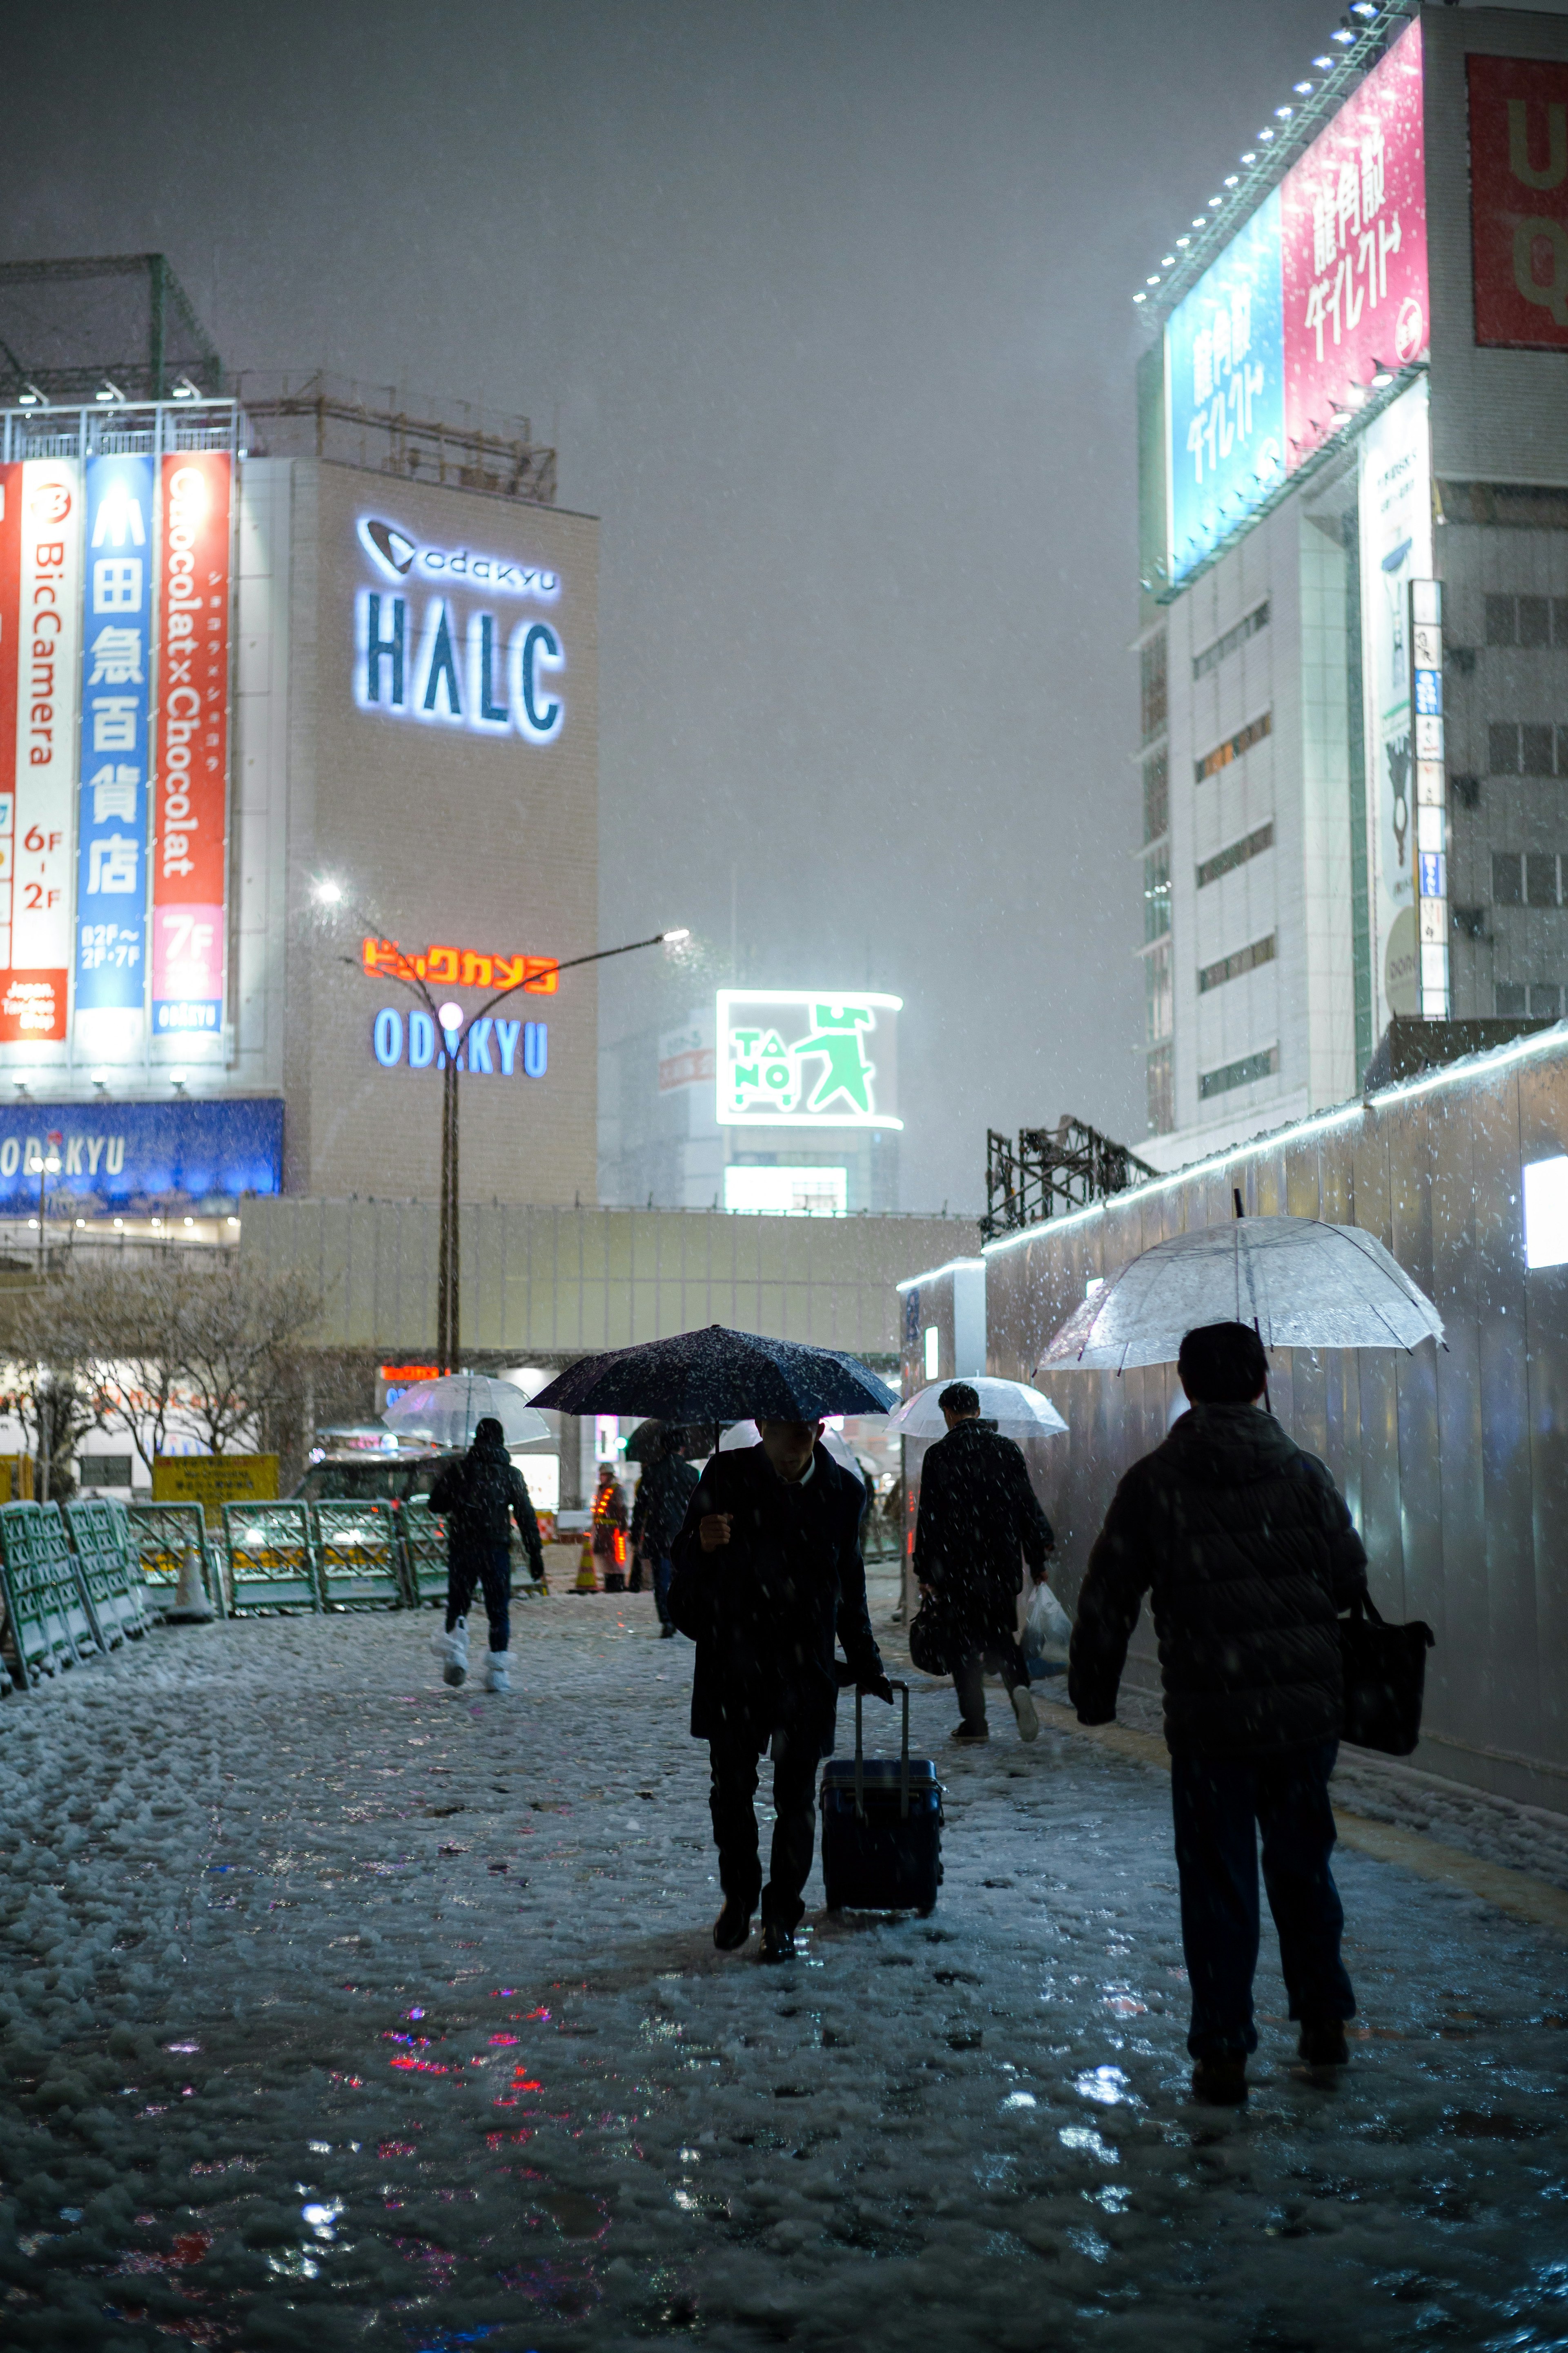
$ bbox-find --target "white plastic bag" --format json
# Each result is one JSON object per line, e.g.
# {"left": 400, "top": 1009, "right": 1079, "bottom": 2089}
{"left": 1023, "top": 1577, "right": 1073, "bottom": 1663}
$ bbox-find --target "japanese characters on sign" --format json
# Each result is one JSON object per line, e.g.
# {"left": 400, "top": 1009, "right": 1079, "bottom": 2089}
{"left": 361, "top": 936, "right": 559, "bottom": 992}
{"left": 76, "top": 453, "right": 154, "bottom": 1049}
{"left": 151, "top": 453, "right": 231, "bottom": 1043}
{"left": 1468, "top": 54, "right": 1568, "bottom": 351}
{"left": 1409, "top": 578, "right": 1447, "bottom": 1019}
{"left": 715, "top": 990, "right": 902, "bottom": 1130}
{"left": 1166, "top": 191, "right": 1285, "bottom": 585}
{"left": 354, "top": 511, "right": 566, "bottom": 746}
{"left": 0, "top": 459, "right": 82, "bottom": 1051}
{"left": 1358, "top": 380, "right": 1433, "bottom": 1032}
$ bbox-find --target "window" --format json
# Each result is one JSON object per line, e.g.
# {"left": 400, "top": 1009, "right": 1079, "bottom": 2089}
{"left": 1144, "top": 939, "right": 1172, "bottom": 1046}
{"left": 1143, "top": 843, "right": 1171, "bottom": 944}
{"left": 1488, "top": 721, "right": 1568, "bottom": 777}
{"left": 1533, "top": 984, "right": 1563, "bottom": 1019}
{"left": 1192, "top": 601, "right": 1270, "bottom": 681}
{"left": 1196, "top": 711, "right": 1271, "bottom": 783}
{"left": 1485, "top": 594, "right": 1568, "bottom": 648}
{"left": 1493, "top": 852, "right": 1523, "bottom": 904}
{"left": 1140, "top": 633, "right": 1168, "bottom": 746}
{"left": 1146, "top": 1043, "right": 1174, "bottom": 1135}
{"left": 1142, "top": 746, "right": 1169, "bottom": 845}
{"left": 1497, "top": 982, "right": 1528, "bottom": 1016}
{"left": 1198, "top": 932, "right": 1276, "bottom": 994}
{"left": 1197, "top": 821, "right": 1274, "bottom": 890}
{"left": 1527, "top": 854, "right": 1561, "bottom": 908}
{"left": 1520, "top": 596, "right": 1552, "bottom": 649}
{"left": 81, "top": 1456, "right": 132, "bottom": 1489}
{"left": 1199, "top": 1044, "right": 1280, "bottom": 1101}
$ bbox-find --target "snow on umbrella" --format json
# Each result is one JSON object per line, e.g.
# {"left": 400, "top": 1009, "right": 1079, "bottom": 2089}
{"left": 886, "top": 1376, "right": 1068, "bottom": 1441}
{"left": 1038, "top": 1216, "right": 1444, "bottom": 1374}
{"left": 382, "top": 1373, "right": 550, "bottom": 1449}
{"left": 528, "top": 1325, "right": 896, "bottom": 1422}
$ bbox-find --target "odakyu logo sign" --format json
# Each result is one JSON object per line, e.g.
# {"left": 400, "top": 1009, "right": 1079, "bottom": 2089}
{"left": 371, "top": 1006, "right": 548, "bottom": 1078}
{"left": 353, "top": 514, "right": 565, "bottom": 745}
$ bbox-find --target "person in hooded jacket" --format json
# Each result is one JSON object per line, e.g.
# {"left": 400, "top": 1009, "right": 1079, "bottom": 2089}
{"left": 668, "top": 1418, "right": 893, "bottom": 1962}
{"left": 1069, "top": 1321, "right": 1368, "bottom": 2105}
{"left": 631, "top": 1426, "right": 700, "bottom": 1637}
{"left": 913, "top": 1383, "right": 1056, "bottom": 1745}
{"left": 428, "top": 1416, "right": 544, "bottom": 1695}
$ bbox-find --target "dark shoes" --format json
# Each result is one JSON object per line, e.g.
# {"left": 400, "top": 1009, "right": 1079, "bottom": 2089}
{"left": 1298, "top": 2018, "right": 1350, "bottom": 2067}
{"left": 951, "top": 1722, "right": 990, "bottom": 1744}
{"left": 713, "top": 1900, "right": 753, "bottom": 1952}
{"left": 1190, "top": 2054, "right": 1248, "bottom": 2105}
{"left": 658, "top": 1623, "right": 677, "bottom": 1639}
{"left": 760, "top": 1920, "right": 795, "bottom": 1964}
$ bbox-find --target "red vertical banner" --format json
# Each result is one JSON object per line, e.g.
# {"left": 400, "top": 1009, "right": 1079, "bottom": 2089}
{"left": 1469, "top": 54, "right": 1568, "bottom": 351}
{"left": 152, "top": 451, "right": 231, "bottom": 1043}
{"left": 0, "top": 466, "right": 19, "bottom": 985}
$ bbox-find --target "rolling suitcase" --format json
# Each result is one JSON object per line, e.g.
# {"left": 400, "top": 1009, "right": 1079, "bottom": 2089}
{"left": 820, "top": 1681, "right": 943, "bottom": 1914}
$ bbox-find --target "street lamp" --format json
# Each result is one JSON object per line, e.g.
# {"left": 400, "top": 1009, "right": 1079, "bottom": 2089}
{"left": 36, "top": 1130, "right": 61, "bottom": 1278}
{"left": 317, "top": 883, "right": 689, "bottom": 1370}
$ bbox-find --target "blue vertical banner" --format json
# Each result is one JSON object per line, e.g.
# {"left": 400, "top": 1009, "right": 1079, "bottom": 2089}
{"left": 75, "top": 451, "right": 153, "bottom": 1055}
{"left": 1165, "top": 188, "right": 1286, "bottom": 586}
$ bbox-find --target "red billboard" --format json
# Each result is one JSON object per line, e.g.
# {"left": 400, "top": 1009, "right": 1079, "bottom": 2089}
{"left": 1469, "top": 53, "right": 1568, "bottom": 351}
{"left": 151, "top": 453, "right": 231, "bottom": 1041}
{"left": 1281, "top": 18, "right": 1428, "bottom": 471}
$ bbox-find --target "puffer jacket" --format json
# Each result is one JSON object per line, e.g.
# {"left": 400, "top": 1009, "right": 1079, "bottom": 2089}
{"left": 429, "top": 1437, "right": 543, "bottom": 1575}
{"left": 1068, "top": 1404, "right": 1368, "bottom": 1758}
{"left": 632, "top": 1453, "right": 699, "bottom": 1556}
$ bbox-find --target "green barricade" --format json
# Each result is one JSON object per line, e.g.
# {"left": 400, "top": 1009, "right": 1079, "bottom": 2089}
{"left": 312, "top": 1500, "right": 405, "bottom": 1609}
{"left": 64, "top": 1498, "right": 156, "bottom": 1648}
{"left": 0, "top": 1502, "right": 100, "bottom": 1688}
{"left": 397, "top": 1498, "right": 450, "bottom": 1607}
{"left": 222, "top": 1501, "right": 321, "bottom": 1614}
{"left": 125, "top": 1501, "right": 226, "bottom": 1617}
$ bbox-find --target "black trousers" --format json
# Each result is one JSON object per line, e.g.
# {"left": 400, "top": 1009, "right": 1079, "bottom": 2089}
{"left": 1171, "top": 1739, "right": 1355, "bottom": 2061}
{"left": 708, "top": 1731, "right": 819, "bottom": 1929}
{"left": 953, "top": 1635, "right": 1027, "bottom": 1729}
{"left": 445, "top": 1542, "right": 511, "bottom": 1650}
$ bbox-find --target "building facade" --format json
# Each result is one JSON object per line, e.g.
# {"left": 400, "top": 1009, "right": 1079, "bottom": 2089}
{"left": 1136, "top": 4, "right": 1568, "bottom": 1169}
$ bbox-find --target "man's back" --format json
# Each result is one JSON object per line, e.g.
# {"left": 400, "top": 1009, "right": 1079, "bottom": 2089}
{"left": 915, "top": 1418, "right": 1052, "bottom": 1600}
{"left": 431, "top": 1443, "right": 535, "bottom": 1552}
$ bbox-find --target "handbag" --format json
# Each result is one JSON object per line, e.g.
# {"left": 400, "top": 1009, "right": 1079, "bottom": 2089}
{"left": 908, "top": 1586, "right": 957, "bottom": 1677}
{"left": 1339, "top": 1590, "right": 1435, "bottom": 1756}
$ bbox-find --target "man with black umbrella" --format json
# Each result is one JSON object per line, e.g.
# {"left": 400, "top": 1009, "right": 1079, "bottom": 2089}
{"left": 668, "top": 1417, "right": 893, "bottom": 1961}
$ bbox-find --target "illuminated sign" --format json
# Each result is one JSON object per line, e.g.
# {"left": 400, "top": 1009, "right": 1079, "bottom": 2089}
{"left": 0, "top": 1095, "right": 281, "bottom": 1207}
{"left": 1358, "top": 378, "right": 1432, "bottom": 1032}
{"left": 354, "top": 512, "right": 566, "bottom": 745}
{"left": 152, "top": 453, "right": 232, "bottom": 1039}
{"left": 1167, "top": 190, "right": 1285, "bottom": 584}
{"left": 361, "top": 937, "right": 558, "bottom": 992}
{"left": 715, "top": 989, "right": 902, "bottom": 1129}
{"left": 0, "top": 458, "right": 82, "bottom": 1048}
{"left": 1468, "top": 54, "right": 1568, "bottom": 351}
{"left": 76, "top": 452, "right": 153, "bottom": 1055}
{"left": 370, "top": 1006, "right": 548, "bottom": 1077}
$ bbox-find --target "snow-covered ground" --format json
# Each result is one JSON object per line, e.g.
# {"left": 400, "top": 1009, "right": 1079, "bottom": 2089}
{"left": 2, "top": 1588, "right": 1567, "bottom": 2353}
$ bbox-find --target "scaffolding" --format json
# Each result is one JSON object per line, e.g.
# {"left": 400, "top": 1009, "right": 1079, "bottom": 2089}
{"left": 981, "top": 1119, "right": 1157, "bottom": 1242}
{"left": 0, "top": 254, "right": 222, "bottom": 406}
{"left": 234, "top": 371, "right": 557, "bottom": 506}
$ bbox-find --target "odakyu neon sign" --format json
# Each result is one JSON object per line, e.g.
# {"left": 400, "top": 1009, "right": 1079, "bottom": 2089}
{"left": 355, "top": 591, "right": 566, "bottom": 745}
{"left": 371, "top": 1006, "right": 548, "bottom": 1078}
{"left": 358, "top": 516, "right": 561, "bottom": 602}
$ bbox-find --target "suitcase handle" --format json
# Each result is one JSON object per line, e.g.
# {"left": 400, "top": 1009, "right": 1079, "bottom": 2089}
{"left": 854, "top": 1678, "right": 911, "bottom": 1821}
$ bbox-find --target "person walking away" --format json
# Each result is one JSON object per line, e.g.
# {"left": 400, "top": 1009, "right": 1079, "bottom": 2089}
{"left": 631, "top": 1426, "right": 699, "bottom": 1637}
{"left": 668, "top": 1418, "right": 893, "bottom": 1960}
{"left": 592, "top": 1462, "right": 630, "bottom": 1592}
{"left": 913, "top": 1382, "right": 1056, "bottom": 1746}
{"left": 1069, "top": 1320, "right": 1367, "bottom": 2105}
{"left": 428, "top": 1416, "right": 544, "bottom": 1694}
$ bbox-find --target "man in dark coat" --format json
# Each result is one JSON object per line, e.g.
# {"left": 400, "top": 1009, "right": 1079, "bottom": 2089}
{"left": 428, "top": 1416, "right": 544, "bottom": 1695}
{"left": 913, "top": 1383, "right": 1056, "bottom": 1745}
{"left": 1069, "top": 1321, "right": 1368, "bottom": 2105}
{"left": 632, "top": 1426, "right": 700, "bottom": 1637}
{"left": 668, "top": 1418, "right": 893, "bottom": 1961}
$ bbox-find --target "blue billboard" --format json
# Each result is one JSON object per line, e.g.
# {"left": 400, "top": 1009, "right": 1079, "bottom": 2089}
{"left": 76, "top": 453, "right": 154, "bottom": 1025}
{"left": 0, "top": 1097, "right": 283, "bottom": 1212}
{"left": 1165, "top": 188, "right": 1286, "bottom": 586}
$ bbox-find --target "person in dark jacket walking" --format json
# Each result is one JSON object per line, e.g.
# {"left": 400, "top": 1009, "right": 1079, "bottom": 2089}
{"left": 1069, "top": 1322, "right": 1369, "bottom": 2104}
{"left": 668, "top": 1419, "right": 893, "bottom": 1961}
{"left": 914, "top": 1383, "right": 1056, "bottom": 1745}
{"left": 632, "top": 1427, "right": 700, "bottom": 1637}
{"left": 428, "top": 1417, "right": 544, "bottom": 1695}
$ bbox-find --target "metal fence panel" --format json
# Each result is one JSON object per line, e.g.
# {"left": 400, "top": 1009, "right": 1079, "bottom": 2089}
{"left": 64, "top": 1499, "right": 156, "bottom": 1647}
{"left": 0, "top": 1502, "right": 99, "bottom": 1687}
{"left": 222, "top": 1501, "right": 322, "bottom": 1614}
{"left": 397, "top": 1499, "right": 450, "bottom": 1607}
{"left": 312, "top": 1501, "right": 405, "bottom": 1609}
{"left": 125, "top": 1502, "right": 226, "bottom": 1616}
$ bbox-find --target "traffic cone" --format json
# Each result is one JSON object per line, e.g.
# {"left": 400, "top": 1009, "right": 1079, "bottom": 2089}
{"left": 575, "top": 1534, "right": 598, "bottom": 1592}
{"left": 164, "top": 1545, "right": 215, "bottom": 1624}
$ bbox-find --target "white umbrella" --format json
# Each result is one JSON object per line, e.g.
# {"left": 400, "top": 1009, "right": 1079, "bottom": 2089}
{"left": 1039, "top": 1216, "right": 1444, "bottom": 1374}
{"left": 715, "top": 1419, "right": 867, "bottom": 1482}
{"left": 382, "top": 1373, "right": 550, "bottom": 1449}
{"left": 885, "top": 1376, "right": 1068, "bottom": 1441}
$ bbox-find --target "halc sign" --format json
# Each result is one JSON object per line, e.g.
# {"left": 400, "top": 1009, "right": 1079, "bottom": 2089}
{"left": 354, "top": 513, "right": 567, "bottom": 745}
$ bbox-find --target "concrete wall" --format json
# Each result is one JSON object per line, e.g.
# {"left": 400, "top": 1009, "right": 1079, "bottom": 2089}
{"left": 981, "top": 1025, "right": 1568, "bottom": 1817}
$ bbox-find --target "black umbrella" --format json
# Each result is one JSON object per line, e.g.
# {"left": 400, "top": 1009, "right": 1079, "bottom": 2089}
{"left": 530, "top": 1325, "right": 896, "bottom": 1424}
{"left": 622, "top": 1418, "right": 719, "bottom": 1463}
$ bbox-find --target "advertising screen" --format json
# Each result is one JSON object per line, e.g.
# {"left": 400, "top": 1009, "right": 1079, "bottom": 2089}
{"left": 715, "top": 990, "right": 901, "bottom": 1129}
{"left": 1468, "top": 54, "right": 1568, "bottom": 350}
{"left": 1166, "top": 191, "right": 1285, "bottom": 586}
{"left": 0, "top": 459, "right": 82, "bottom": 1055}
{"left": 76, "top": 451, "right": 154, "bottom": 1057}
{"left": 152, "top": 451, "right": 231, "bottom": 1046}
{"left": 1358, "top": 378, "right": 1432, "bottom": 1031}
{"left": 0, "top": 1094, "right": 282, "bottom": 1209}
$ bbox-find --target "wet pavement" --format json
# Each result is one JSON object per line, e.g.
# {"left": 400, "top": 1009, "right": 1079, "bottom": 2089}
{"left": 1, "top": 1591, "right": 1566, "bottom": 2351}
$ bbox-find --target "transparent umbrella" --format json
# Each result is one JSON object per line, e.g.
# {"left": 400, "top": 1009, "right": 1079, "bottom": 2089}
{"left": 886, "top": 1377, "right": 1068, "bottom": 1441}
{"left": 1039, "top": 1216, "right": 1445, "bottom": 1373}
{"left": 382, "top": 1373, "right": 550, "bottom": 1449}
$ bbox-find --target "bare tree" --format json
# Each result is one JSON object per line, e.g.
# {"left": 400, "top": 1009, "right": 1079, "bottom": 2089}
{"left": 0, "top": 1275, "right": 105, "bottom": 1501}
{"left": 176, "top": 1265, "right": 323, "bottom": 1456}
{"left": 63, "top": 1256, "right": 205, "bottom": 1476}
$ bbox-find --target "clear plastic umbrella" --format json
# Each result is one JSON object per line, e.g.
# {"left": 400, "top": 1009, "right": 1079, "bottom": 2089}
{"left": 1039, "top": 1216, "right": 1445, "bottom": 1373}
{"left": 886, "top": 1376, "right": 1068, "bottom": 1441}
{"left": 382, "top": 1373, "right": 550, "bottom": 1449}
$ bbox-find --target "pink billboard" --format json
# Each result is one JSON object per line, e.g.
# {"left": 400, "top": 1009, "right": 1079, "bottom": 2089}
{"left": 1281, "top": 19, "right": 1428, "bottom": 473}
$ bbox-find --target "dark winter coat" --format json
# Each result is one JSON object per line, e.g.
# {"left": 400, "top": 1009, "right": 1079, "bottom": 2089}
{"left": 1068, "top": 1403, "right": 1368, "bottom": 1760}
{"left": 631, "top": 1453, "right": 699, "bottom": 1556}
{"left": 913, "top": 1418, "right": 1055, "bottom": 1646}
{"left": 429, "top": 1437, "right": 543, "bottom": 1577}
{"left": 668, "top": 1441, "right": 885, "bottom": 1753}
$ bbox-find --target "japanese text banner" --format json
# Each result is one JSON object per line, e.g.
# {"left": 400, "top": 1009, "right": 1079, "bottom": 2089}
{"left": 152, "top": 452, "right": 230, "bottom": 1043}
{"left": 1468, "top": 53, "right": 1568, "bottom": 351}
{"left": 1165, "top": 188, "right": 1285, "bottom": 587}
{"left": 76, "top": 451, "right": 154, "bottom": 1046}
{"left": 2, "top": 459, "right": 81, "bottom": 1052}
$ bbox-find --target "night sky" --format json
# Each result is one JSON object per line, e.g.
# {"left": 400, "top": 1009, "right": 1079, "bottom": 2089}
{"left": 3, "top": 0, "right": 1339, "bottom": 1211}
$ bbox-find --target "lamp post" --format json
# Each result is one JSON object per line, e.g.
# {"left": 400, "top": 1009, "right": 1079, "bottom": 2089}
{"left": 36, "top": 1130, "right": 62, "bottom": 1278}
{"left": 317, "top": 885, "right": 688, "bottom": 1371}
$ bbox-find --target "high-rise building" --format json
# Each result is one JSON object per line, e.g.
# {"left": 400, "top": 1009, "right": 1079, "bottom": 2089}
{"left": 1133, "top": 4, "right": 1568, "bottom": 1167}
